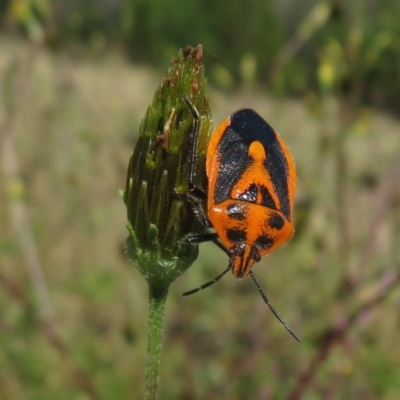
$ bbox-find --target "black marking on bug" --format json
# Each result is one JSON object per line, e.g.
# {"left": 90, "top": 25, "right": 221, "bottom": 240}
{"left": 227, "top": 203, "right": 247, "bottom": 221}
{"left": 236, "top": 183, "right": 258, "bottom": 203}
{"left": 255, "top": 235, "right": 274, "bottom": 250}
{"left": 213, "top": 110, "right": 292, "bottom": 221}
{"left": 267, "top": 214, "right": 285, "bottom": 230}
{"left": 226, "top": 229, "right": 247, "bottom": 243}
{"left": 264, "top": 142, "right": 291, "bottom": 221}
{"left": 260, "top": 185, "right": 277, "bottom": 209}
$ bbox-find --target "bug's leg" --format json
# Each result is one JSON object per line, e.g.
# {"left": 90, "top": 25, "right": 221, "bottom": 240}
{"left": 187, "top": 233, "right": 230, "bottom": 258}
{"left": 250, "top": 270, "right": 300, "bottom": 343}
{"left": 173, "top": 190, "right": 211, "bottom": 227}
{"left": 183, "top": 265, "right": 231, "bottom": 296}
{"left": 174, "top": 97, "right": 211, "bottom": 227}
{"left": 182, "top": 96, "right": 207, "bottom": 198}
{"left": 187, "top": 232, "right": 218, "bottom": 244}
{"left": 211, "top": 239, "right": 231, "bottom": 254}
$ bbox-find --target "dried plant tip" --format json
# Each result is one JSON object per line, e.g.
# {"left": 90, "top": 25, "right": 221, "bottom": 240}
{"left": 123, "top": 45, "right": 212, "bottom": 291}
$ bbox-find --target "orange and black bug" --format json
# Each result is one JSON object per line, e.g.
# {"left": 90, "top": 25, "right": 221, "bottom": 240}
{"left": 177, "top": 96, "right": 299, "bottom": 342}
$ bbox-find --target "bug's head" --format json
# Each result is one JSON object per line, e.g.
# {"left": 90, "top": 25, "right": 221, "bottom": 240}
{"left": 230, "top": 244, "right": 261, "bottom": 279}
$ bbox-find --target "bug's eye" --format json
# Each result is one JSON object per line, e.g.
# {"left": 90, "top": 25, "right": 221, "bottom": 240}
{"left": 227, "top": 247, "right": 236, "bottom": 257}
{"left": 253, "top": 251, "right": 261, "bottom": 263}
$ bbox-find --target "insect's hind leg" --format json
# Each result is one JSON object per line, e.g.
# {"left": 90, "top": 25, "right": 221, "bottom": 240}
{"left": 182, "top": 96, "right": 208, "bottom": 198}
{"left": 174, "top": 96, "right": 211, "bottom": 229}
{"left": 173, "top": 190, "right": 211, "bottom": 228}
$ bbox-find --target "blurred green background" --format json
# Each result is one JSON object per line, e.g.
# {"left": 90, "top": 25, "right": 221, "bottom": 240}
{"left": 1, "top": 0, "right": 400, "bottom": 399}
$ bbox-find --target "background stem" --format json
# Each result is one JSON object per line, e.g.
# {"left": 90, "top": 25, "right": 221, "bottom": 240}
{"left": 144, "top": 284, "right": 169, "bottom": 400}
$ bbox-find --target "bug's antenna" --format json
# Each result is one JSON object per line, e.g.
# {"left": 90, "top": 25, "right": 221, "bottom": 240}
{"left": 183, "top": 265, "right": 231, "bottom": 296}
{"left": 250, "top": 270, "right": 300, "bottom": 342}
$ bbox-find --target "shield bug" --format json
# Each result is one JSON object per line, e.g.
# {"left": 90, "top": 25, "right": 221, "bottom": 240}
{"left": 177, "top": 96, "right": 299, "bottom": 341}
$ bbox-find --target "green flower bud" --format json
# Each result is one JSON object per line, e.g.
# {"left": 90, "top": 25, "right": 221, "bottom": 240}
{"left": 123, "top": 46, "right": 212, "bottom": 296}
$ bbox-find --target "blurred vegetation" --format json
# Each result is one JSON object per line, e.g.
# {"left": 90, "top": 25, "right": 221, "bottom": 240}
{"left": 0, "top": 0, "right": 400, "bottom": 399}
{"left": 1, "top": 0, "right": 400, "bottom": 105}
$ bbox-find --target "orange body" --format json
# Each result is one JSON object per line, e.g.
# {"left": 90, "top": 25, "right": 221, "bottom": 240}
{"left": 206, "top": 110, "right": 297, "bottom": 278}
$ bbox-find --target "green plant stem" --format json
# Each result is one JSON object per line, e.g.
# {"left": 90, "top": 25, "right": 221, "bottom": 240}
{"left": 144, "top": 284, "right": 169, "bottom": 400}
